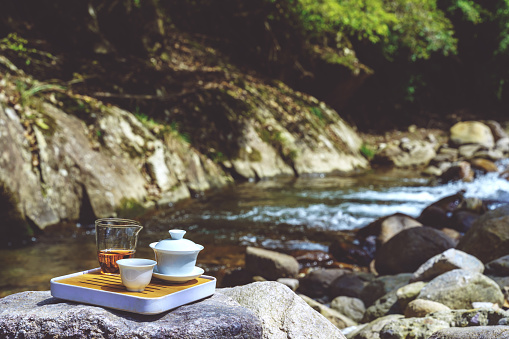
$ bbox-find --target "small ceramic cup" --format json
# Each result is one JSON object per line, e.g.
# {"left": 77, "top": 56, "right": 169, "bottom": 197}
{"left": 116, "top": 258, "right": 156, "bottom": 292}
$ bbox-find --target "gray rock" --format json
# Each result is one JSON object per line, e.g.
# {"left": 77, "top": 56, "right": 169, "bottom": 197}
{"left": 410, "top": 248, "right": 484, "bottom": 282}
{"left": 396, "top": 281, "right": 427, "bottom": 310}
{"left": 298, "top": 268, "right": 349, "bottom": 298}
{"left": 363, "top": 290, "right": 401, "bottom": 323}
{"left": 486, "top": 255, "right": 509, "bottom": 276}
{"left": 245, "top": 247, "right": 299, "bottom": 280}
{"left": 347, "top": 314, "right": 404, "bottom": 339}
{"left": 428, "top": 326, "right": 509, "bottom": 339}
{"left": 379, "top": 317, "right": 450, "bottom": 339}
{"left": 0, "top": 290, "right": 262, "bottom": 338}
{"left": 276, "top": 278, "right": 299, "bottom": 291}
{"left": 378, "top": 308, "right": 509, "bottom": 339}
{"left": 222, "top": 281, "right": 346, "bottom": 338}
{"left": 360, "top": 273, "right": 413, "bottom": 307}
{"left": 417, "top": 269, "right": 504, "bottom": 309}
{"left": 331, "top": 296, "right": 366, "bottom": 323}
{"left": 375, "top": 227, "right": 455, "bottom": 275}
{"left": 299, "top": 294, "right": 357, "bottom": 329}
{"left": 329, "top": 272, "right": 376, "bottom": 300}
{"left": 373, "top": 139, "right": 437, "bottom": 168}
{"left": 404, "top": 299, "right": 450, "bottom": 318}
{"left": 457, "top": 207, "right": 509, "bottom": 263}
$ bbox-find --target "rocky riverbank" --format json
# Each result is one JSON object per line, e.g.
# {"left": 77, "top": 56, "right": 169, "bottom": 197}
{"left": 0, "top": 53, "right": 368, "bottom": 244}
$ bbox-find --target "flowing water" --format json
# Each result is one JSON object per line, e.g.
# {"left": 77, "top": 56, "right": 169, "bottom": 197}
{"left": 2, "top": 164, "right": 509, "bottom": 297}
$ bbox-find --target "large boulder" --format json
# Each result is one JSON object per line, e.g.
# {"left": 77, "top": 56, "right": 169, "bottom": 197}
{"left": 245, "top": 247, "right": 299, "bottom": 281}
{"left": 449, "top": 121, "right": 495, "bottom": 148}
{"left": 0, "top": 290, "right": 262, "bottom": 338}
{"left": 457, "top": 207, "right": 509, "bottom": 263}
{"left": 0, "top": 282, "right": 346, "bottom": 339}
{"left": 417, "top": 269, "right": 504, "bottom": 309}
{"left": 222, "top": 281, "right": 346, "bottom": 338}
{"left": 375, "top": 227, "right": 455, "bottom": 275}
{"left": 410, "top": 248, "right": 484, "bottom": 282}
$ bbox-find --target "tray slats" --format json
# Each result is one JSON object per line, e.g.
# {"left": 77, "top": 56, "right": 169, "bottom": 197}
{"left": 56, "top": 270, "right": 210, "bottom": 298}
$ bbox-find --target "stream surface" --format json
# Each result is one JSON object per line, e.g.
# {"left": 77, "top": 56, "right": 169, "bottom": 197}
{"left": 2, "top": 164, "right": 509, "bottom": 297}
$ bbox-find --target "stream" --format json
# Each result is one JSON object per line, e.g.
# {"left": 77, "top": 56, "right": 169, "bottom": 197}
{"left": 1, "top": 164, "right": 509, "bottom": 298}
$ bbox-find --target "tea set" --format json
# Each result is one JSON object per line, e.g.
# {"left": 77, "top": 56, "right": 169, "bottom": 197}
{"left": 95, "top": 218, "right": 204, "bottom": 292}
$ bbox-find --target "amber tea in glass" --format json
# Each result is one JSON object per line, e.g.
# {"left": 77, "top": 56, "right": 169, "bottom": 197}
{"left": 95, "top": 218, "right": 143, "bottom": 275}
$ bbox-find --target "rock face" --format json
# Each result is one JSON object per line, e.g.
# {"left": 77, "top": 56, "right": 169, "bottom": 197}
{"left": 0, "top": 282, "right": 346, "bottom": 339}
{"left": 374, "top": 227, "right": 455, "bottom": 275}
{"left": 417, "top": 269, "right": 504, "bottom": 309}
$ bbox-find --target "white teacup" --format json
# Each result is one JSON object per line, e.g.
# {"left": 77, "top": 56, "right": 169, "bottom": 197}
{"left": 116, "top": 258, "right": 156, "bottom": 292}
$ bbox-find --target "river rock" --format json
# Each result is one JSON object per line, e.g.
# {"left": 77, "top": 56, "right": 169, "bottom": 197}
{"left": 458, "top": 144, "right": 482, "bottom": 159}
{"left": 450, "top": 210, "right": 480, "bottom": 233}
{"left": 277, "top": 278, "right": 299, "bottom": 291}
{"left": 470, "top": 158, "right": 499, "bottom": 173}
{"left": 449, "top": 121, "right": 495, "bottom": 148}
{"left": 346, "top": 314, "right": 404, "bottom": 339}
{"left": 299, "top": 294, "right": 357, "bottom": 329}
{"left": 329, "top": 231, "right": 376, "bottom": 267}
{"left": 360, "top": 273, "right": 412, "bottom": 307}
{"left": 357, "top": 213, "right": 422, "bottom": 247}
{"left": 298, "top": 268, "right": 350, "bottom": 298}
{"left": 396, "top": 281, "right": 427, "bottom": 310}
{"left": 417, "top": 269, "right": 504, "bottom": 309}
{"left": 374, "top": 227, "right": 455, "bottom": 275}
{"left": 379, "top": 316, "right": 450, "bottom": 338}
{"left": 373, "top": 139, "right": 437, "bottom": 168}
{"left": 429, "top": 326, "right": 509, "bottom": 339}
{"left": 222, "top": 281, "right": 346, "bottom": 338}
{"left": 404, "top": 299, "right": 451, "bottom": 318}
{"left": 362, "top": 289, "right": 401, "bottom": 323}
{"left": 245, "top": 246, "right": 299, "bottom": 281}
{"left": 0, "top": 290, "right": 263, "bottom": 338}
{"left": 410, "top": 248, "right": 484, "bottom": 283}
{"left": 330, "top": 296, "right": 366, "bottom": 323}
{"left": 328, "top": 272, "right": 376, "bottom": 300}
{"left": 439, "top": 161, "right": 474, "bottom": 183}
{"left": 417, "top": 192, "right": 465, "bottom": 229}
{"left": 485, "top": 255, "right": 509, "bottom": 276}
{"left": 457, "top": 207, "right": 509, "bottom": 263}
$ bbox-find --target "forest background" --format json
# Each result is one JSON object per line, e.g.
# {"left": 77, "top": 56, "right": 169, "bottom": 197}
{"left": 2, "top": 0, "right": 509, "bottom": 132}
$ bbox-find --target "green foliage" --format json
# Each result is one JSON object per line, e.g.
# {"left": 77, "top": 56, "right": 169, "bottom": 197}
{"left": 0, "top": 32, "right": 56, "bottom": 66}
{"left": 360, "top": 143, "right": 376, "bottom": 160}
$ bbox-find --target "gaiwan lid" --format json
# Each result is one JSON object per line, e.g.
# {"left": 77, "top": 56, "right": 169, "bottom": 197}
{"left": 154, "top": 229, "right": 203, "bottom": 252}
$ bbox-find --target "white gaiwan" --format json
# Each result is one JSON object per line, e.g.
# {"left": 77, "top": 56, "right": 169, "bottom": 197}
{"left": 150, "top": 229, "right": 204, "bottom": 276}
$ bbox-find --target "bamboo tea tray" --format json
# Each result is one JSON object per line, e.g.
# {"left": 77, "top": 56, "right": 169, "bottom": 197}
{"left": 50, "top": 268, "right": 216, "bottom": 315}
